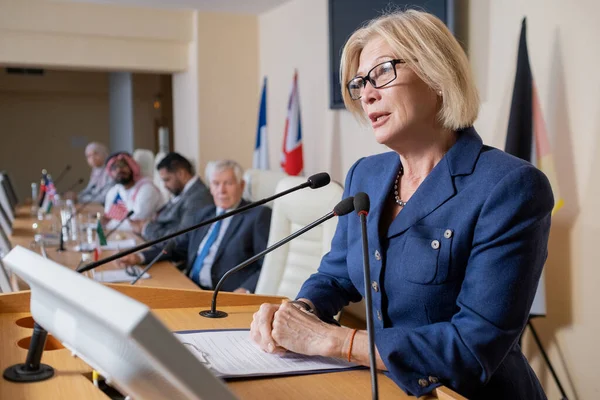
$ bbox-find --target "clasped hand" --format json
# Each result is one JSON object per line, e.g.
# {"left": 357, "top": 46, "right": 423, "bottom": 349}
{"left": 250, "top": 302, "right": 345, "bottom": 358}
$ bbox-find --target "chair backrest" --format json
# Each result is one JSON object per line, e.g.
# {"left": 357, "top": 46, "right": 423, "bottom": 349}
{"left": 0, "top": 172, "right": 17, "bottom": 209}
{"left": 0, "top": 223, "right": 11, "bottom": 257}
{"left": 0, "top": 193, "right": 12, "bottom": 234}
{"left": 242, "top": 169, "right": 288, "bottom": 207}
{"left": 132, "top": 149, "right": 155, "bottom": 179}
{"left": 0, "top": 206, "right": 11, "bottom": 237}
{"left": 153, "top": 151, "right": 171, "bottom": 203}
{"left": 0, "top": 183, "right": 14, "bottom": 223}
{"left": 254, "top": 176, "right": 343, "bottom": 299}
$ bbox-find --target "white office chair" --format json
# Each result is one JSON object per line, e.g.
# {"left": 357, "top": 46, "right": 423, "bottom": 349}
{"left": 133, "top": 149, "right": 155, "bottom": 179}
{"left": 0, "top": 172, "right": 17, "bottom": 210}
{"left": 153, "top": 151, "right": 171, "bottom": 203}
{"left": 0, "top": 225, "right": 15, "bottom": 292}
{"left": 0, "top": 224, "right": 11, "bottom": 258}
{"left": 0, "top": 182, "right": 14, "bottom": 223}
{"left": 0, "top": 201, "right": 12, "bottom": 236}
{"left": 242, "top": 169, "right": 288, "bottom": 207}
{"left": 254, "top": 176, "right": 343, "bottom": 299}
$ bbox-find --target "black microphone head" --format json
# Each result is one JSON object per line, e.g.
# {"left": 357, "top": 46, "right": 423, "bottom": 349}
{"left": 307, "top": 173, "right": 330, "bottom": 189}
{"left": 126, "top": 210, "right": 135, "bottom": 218}
{"left": 354, "top": 192, "right": 370, "bottom": 215}
{"left": 333, "top": 196, "right": 355, "bottom": 216}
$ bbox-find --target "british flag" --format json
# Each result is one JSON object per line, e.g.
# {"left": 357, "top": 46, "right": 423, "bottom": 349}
{"left": 41, "top": 174, "right": 57, "bottom": 213}
{"left": 105, "top": 193, "right": 129, "bottom": 220}
{"left": 45, "top": 175, "right": 57, "bottom": 199}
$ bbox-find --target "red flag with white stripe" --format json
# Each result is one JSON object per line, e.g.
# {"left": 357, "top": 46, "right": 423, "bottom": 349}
{"left": 281, "top": 71, "right": 303, "bottom": 176}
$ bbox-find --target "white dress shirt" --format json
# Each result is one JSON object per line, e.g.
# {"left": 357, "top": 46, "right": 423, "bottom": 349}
{"left": 193, "top": 201, "right": 240, "bottom": 288}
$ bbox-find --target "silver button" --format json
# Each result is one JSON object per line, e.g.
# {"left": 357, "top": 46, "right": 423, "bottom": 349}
{"left": 371, "top": 281, "right": 379, "bottom": 292}
{"left": 431, "top": 240, "right": 440, "bottom": 249}
{"left": 418, "top": 378, "right": 429, "bottom": 388}
{"left": 429, "top": 376, "right": 439, "bottom": 384}
{"left": 376, "top": 310, "right": 382, "bottom": 320}
{"left": 444, "top": 229, "right": 453, "bottom": 239}
{"left": 374, "top": 250, "right": 381, "bottom": 260}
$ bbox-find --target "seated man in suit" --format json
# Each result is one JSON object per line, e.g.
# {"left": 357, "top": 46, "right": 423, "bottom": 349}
{"left": 129, "top": 152, "right": 214, "bottom": 240}
{"left": 117, "top": 160, "right": 272, "bottom": 293}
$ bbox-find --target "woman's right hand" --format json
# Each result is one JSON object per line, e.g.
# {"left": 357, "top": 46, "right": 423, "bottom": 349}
{"left": 250, "top": 303, "right": 287, "bottom": 354}
{"left": 116, "top": 253, "right": 142, "bottom": 267}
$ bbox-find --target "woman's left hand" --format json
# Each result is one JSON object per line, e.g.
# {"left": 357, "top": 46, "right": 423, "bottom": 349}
{"left": 271, "top": 302, "right": 346, "bottom": 357}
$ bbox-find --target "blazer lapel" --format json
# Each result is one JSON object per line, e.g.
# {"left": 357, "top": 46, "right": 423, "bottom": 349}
{"left": 386, "top": 127, "right": 483, "bottom": 237}
{"left": 212, "top": 213, "right": 244, "bottom": 266}
{"left": 211, "top": 200, "right": 250, "bottom": 266}
{"left": 387, "top": 161, "right": 455, "bottom": 237}
{"left": 370, "top": 154, "right": 401, "bottom": 241}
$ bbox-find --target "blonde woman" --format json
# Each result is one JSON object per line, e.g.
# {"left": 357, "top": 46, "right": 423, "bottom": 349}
{"left": 250, "top": 10, "right": 552, "bottom": 400}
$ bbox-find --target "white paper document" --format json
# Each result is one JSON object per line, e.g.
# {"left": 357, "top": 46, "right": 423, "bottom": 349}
{"left": 175, "top": 329, "right": 359, "bottom": 379}
{"left": 76, "top": 239, "right": 137, "bottom": 252}
{"left": 91, "top": 266, "right": 150, "bottom": 283}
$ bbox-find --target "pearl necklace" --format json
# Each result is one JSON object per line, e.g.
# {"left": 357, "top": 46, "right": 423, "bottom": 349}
{"left": 393, "top": 166, "right": 407, "bottom": 207}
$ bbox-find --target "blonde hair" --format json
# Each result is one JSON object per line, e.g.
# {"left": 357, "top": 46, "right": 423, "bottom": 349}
{"left": 340, "top": 9, "right": 479, "bottom": 130}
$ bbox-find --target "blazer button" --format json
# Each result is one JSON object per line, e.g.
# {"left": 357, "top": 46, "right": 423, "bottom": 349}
{"left": 429, "top": 376, "right": 439, "bottom": 384}
{"left": 444, "top": 229, "right": 453, "bottom": 239}
{"left": 418, "top": 378, "right": 429, "bottom": 388}
{"left": 374, "top": 250, "right": 381, "bottom": 260}
{"left": 376, "top": 310, "right": 382, "bottom": 320}
{"left": 371, "top": 281, "right": 379, "bottom": 292}
{"left": 431, "top": 240, "right": 440, "bottom": 249}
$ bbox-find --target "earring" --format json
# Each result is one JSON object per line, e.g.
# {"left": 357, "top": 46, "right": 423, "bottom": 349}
{"left": 437, "top": 90, "right": 442, "bottom": 96}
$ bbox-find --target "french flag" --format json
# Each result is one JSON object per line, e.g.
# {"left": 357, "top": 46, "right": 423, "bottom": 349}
{"left": 253, "top": 77, "right": 269, "bottom": 170}
{"left": 281, "top": 71, "right": 303, "bottom": 176}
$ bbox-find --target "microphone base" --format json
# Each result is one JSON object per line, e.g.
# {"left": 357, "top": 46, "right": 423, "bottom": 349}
{"left": 3, "top": 363, "right": 54, "bottom": 383}
{"left": 199, "top": 310, "right": 228, "bottom": 318}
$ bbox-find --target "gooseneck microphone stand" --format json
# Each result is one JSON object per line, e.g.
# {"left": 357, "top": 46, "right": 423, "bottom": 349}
{"left": 354, "top": 192, "right": 378, "bottom": 400}
{"left": 200, "top": 196, "right": 355, "bottom": 318}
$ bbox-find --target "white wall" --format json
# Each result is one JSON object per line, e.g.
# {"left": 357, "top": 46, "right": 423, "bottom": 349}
{"left": 260, "top": 0, "right": 600, "bottom": 398}
{"left": 259, "top": 0, "right": 386, "bottom": 185}
{"left": 173, "top": 12, "right": 200, "bottom": 170}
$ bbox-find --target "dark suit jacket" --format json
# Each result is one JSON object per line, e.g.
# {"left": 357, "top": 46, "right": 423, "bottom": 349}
{"left": 141, "top": 200, "right": 271, "bottom": 292}
{"left": 298, "top": 127, "right": 553, "bottom": 399}
{"left": 142, "top": 178, "right": 213, "bottom": 241}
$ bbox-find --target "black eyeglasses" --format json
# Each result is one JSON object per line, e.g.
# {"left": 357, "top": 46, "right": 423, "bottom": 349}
{"left": 346, "top": 59, "right": 407, "bottom": 100}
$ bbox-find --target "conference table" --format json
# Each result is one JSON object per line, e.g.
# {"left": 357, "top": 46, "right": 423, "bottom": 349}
{"left": 0, "top": 205, "right": 466, "bottom": 399}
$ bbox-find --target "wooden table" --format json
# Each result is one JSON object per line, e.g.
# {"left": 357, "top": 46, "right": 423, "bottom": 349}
{"left": 2, "top": 206, "right": 466, "bottom": 399}
{"left": 0, "top": 288, "right": 464, "bottom": 400}
{"left": 8, "top": 205, "right": 198, "bottom": 291}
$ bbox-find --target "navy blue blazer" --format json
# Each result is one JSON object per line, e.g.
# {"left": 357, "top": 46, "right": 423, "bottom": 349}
{"left": 141, "top": 200, "right": 272, "bottom": 292}
{"left": 297, "top": 127, "right": 553, "bottom": 399}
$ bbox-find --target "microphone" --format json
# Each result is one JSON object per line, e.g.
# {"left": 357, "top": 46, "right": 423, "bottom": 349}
{"left": 354, "top": 192, "right": 378, "bottom": 400}
{"left": 105, "top": 210, "right": 135, "bottom": 239}
{"left": 199, "top": 196, "right": 356, "bottom": 318}
{"left": 62, "top": 177, "right": 84, "bottom": 194}
{"left": 76, "top": 172, "right": 331, "bottom": 273}
{"left": 53, "top": 164, "right": 71, "bottom": 186}
{"left": 130, "top": 240, "right": 175, "bottom": 285}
